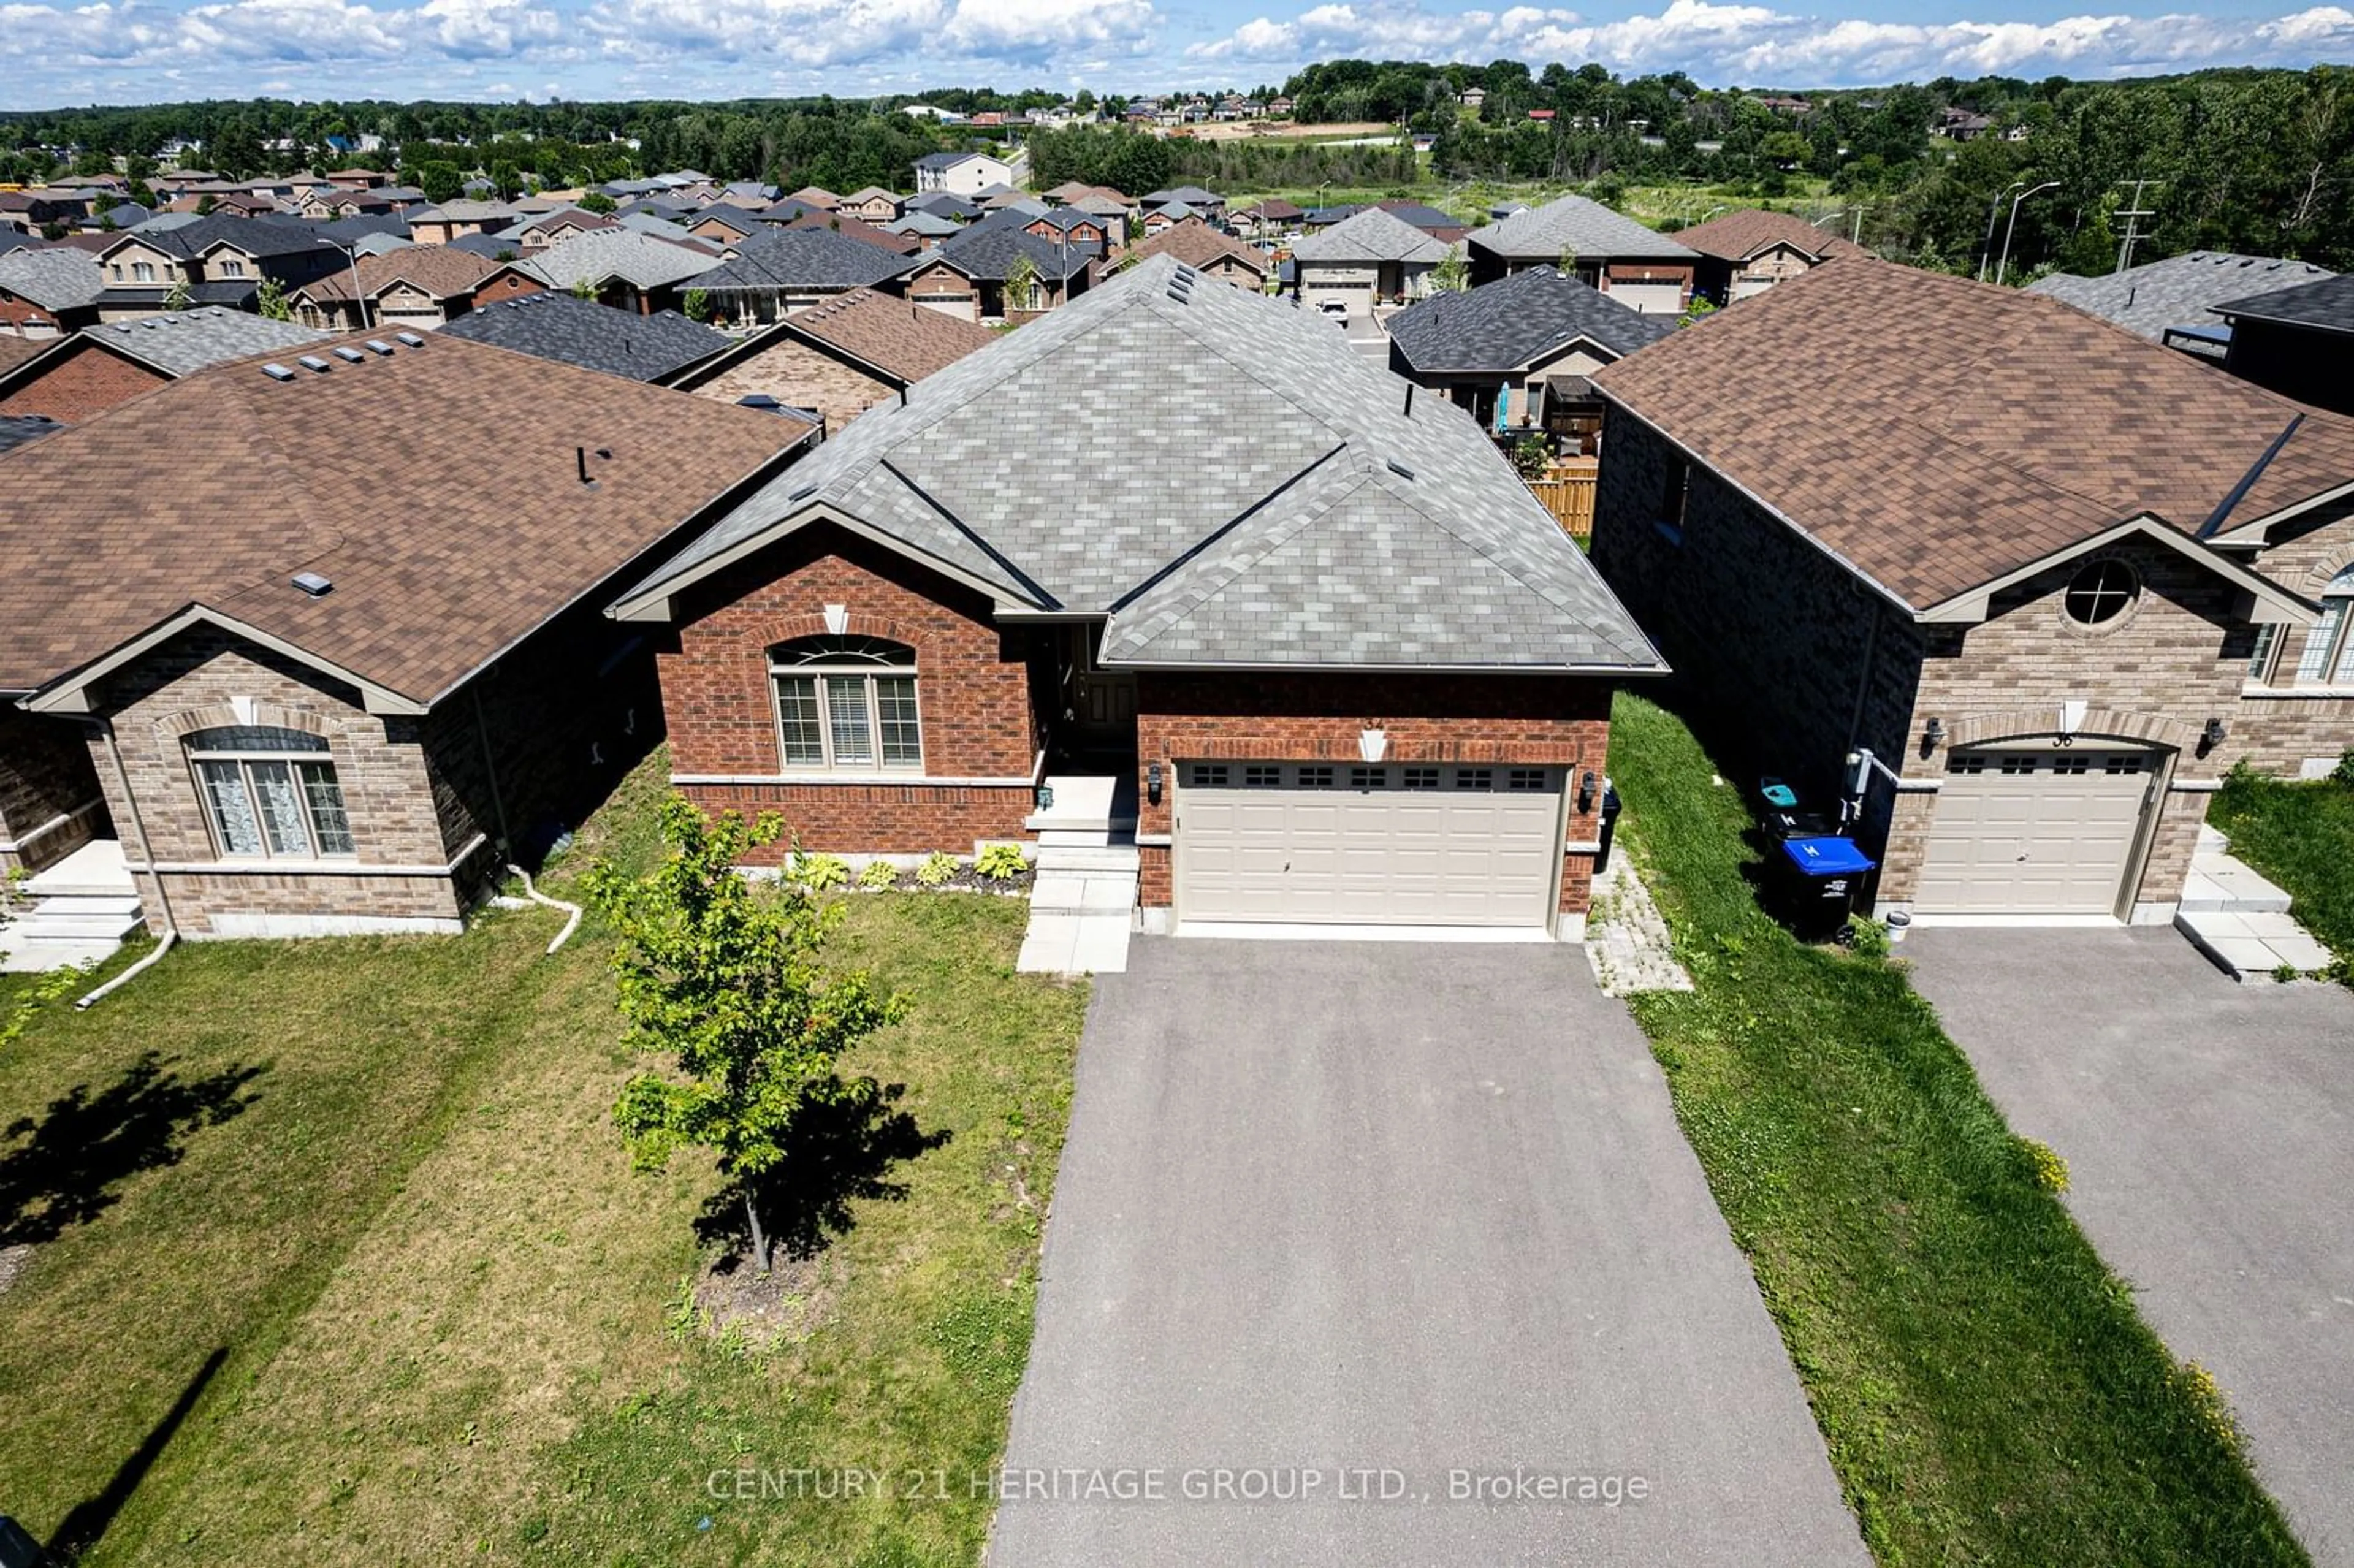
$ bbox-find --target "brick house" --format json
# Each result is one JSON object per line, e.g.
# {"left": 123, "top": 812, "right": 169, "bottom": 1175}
{"left": 0, "top": 248, "right": 105, "bottom": 338}
{"left": 1670, "top": 207, "right": 1865, "bottom": 305}
{"left": 0, "top": 308, "right": 330, "bottom": 422}
{"left": 288, "top": 245, "right": 502, "bottom": 332}
{"left": 1587, "top": 261, "right": 2354, "bottom": 924}
{"left": 1467, "top": 194, "right": 1700, "bottom": 313}
{"left": 93, "top": 216, "right": 346, "bottom": 320}
{"left": 1290, "top": 207, "right": 1454, "bottom": 313}
{"left": 609, "top": 257, "right": 1664, "bottom": 940}
{"left": 1124, "top": 216, "right": 1270, "bottom": 291}
{"left": 0, "top": 334, "right": 806, "bottom": 936}
{"left": 691, "top": 227, "right": 916, "bottom": 327}
{"left": 665, "top": 286, "right": 995, "bottom": 432}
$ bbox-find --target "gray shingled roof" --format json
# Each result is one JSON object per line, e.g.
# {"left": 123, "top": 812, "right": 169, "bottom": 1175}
{"left": 0, "top": 414, "right": 63, "bottom": 456}
{"left": 936, "top": 208, "right": 1094, "bottom": 282}
{"left": 527, "top": 227, "right": 720, "bottom": 291}
{"left": 1469, "top": 194, "right": 1698, "bottom": 262}
{"left": 2027, "top": 251, "right": 2335, "bottom": 341}
{"left": 1387, "top": 266, "right": 1674, "bottom": 373}
{"left": 437, "top": 292, "right": 732, "bottom": 382}
{"left": 617, "top": 256, "right": 1660, "bottom": 674}
{"left": 2212, "top": 270, "right": 2354, "bottom": 337}
{"left": 1290, "top": 206, "right": 1453, "bottom": 265}
{"left": 693, "top": 226, "right": 916, "bottom": 292}
{"left": 0, "top": 246, "right": 103, "bottom": 311}
{"left": 78, "top": 306, "right": 330, "bottom": 375}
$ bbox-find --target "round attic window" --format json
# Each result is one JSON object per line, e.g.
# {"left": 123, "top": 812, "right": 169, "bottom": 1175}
{"left": 2063, "top": 558, "right": 2139, "bottom": 626}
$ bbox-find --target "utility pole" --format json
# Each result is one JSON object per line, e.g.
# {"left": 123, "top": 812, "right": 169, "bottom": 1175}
{"left": 2111, "top": 177, "right": 2159, "bottom": 274}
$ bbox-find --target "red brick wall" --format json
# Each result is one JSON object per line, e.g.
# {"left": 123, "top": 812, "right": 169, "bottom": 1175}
{"left": 658, "top": 523, "right": 1043, "bottom": 860}
{"left": 0, "top": 345, "right": 166, "bottom": 422}
{"left": 1133, "top": 671, "right": 1616, "bottom": 913}
{"left": 1, "top": 294, "right": 66, "bottom": 334}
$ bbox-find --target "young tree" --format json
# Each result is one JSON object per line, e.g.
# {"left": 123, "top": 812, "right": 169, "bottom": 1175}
{"left": 255, "top": 276, "right": 293, "bottom": 320}
{"left": 578, "top": 191, "right": 617, "bottom": 214}
{"left": 584, "top": 798, "right": 908, "bottom": 1274}
{"left": 682, "top": 287, "right": 713, "bottom": 322}
{"left": 1430, "top": 245, "right": 1470, "bottom": 291}
{"left": 1002, "top": 252, "right": 1039, "bottom": 313}
{"left": 162, "top": 277, "right": 192, "bottom": 311}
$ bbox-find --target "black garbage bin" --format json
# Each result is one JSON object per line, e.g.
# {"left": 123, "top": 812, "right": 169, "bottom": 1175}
{"left": 1772, "top": 835, "right": 1875, "bottom": 940}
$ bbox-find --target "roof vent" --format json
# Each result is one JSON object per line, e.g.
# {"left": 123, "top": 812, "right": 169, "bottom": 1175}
{"left": 364, "top": 338, "right": 394, "bottom": 355}
{"left": 1386, "top": 459, "right": 1415, "bottom": 480}
{"left": 291, "top": 571, "right": 333, "bottom": 598}
{"left": 261, "top": 362, "right": 295, "bottom": 381}
{"left": 395, "top": 330, "right": 426, "bottom": 346}
{"left": 297, "top": 355, "right": 332, "bottom": 373}
{"left": 332, "top": 346, "right": 365, "bottom": 363}
{"left": 787, "top": 482, "right": 818, "bottom": 503}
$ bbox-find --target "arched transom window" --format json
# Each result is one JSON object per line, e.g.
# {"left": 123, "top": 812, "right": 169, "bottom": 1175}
{"left": 2293, "top": 564, "right": 2354, "bottom": 687}
{"left": 186, "top": 725, "right": 354, "bottom": 860}
{"left": 768, "top": 635, "right": 921, "bottom": 771}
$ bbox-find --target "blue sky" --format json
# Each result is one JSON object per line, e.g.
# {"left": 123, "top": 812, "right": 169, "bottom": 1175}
{"left": 1, "top": 0, "right": 2348, "bottom": 110}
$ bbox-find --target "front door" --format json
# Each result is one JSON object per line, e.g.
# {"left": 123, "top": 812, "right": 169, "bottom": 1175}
{"left": 1062, "top": 624, "right": 1137, "bottom": 747}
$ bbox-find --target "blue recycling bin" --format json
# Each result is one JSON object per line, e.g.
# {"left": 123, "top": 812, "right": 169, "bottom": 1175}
{"left": 1773, "top": 835, "right": 1875, "bottom": 939}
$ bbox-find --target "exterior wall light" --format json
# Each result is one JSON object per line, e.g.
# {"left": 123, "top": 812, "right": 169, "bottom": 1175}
{"left": 1147, "top": 762, "right": 1164, "bottom": 806}
{"left": 1922, "top": 717, "right": 1945, "bottom": 754}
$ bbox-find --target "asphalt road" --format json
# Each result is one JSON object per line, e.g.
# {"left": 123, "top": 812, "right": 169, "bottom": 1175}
{"left": 989, "top": 939, "right": 1868, "bottom": 1567}
{"left": 1908, "top": 926, "right": 2354, "bottom": 1566}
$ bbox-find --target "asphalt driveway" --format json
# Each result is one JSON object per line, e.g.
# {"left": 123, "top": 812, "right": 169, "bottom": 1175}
{"left": 990, "top": 940, "right": 1867, "bottom": 1567}
{"left": 1906, "top": 928, "right": 2354, "bottom": 1566}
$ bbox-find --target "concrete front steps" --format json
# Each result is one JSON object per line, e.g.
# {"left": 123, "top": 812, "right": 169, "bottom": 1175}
{"left": 1, "top": 839, "right": 144, "bottom": 973}
{"left": 1016, "top": 775, "right": 1139, "bottom": 976}
{"left": 2173, "top": 825, "right": 2333, "bottom": 981}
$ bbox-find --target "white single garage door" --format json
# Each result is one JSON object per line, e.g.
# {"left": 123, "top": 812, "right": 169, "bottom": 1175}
{"left": 1174, "top": 761, "right": 1562, "bottom": 928}
{"left": 1916, "top": 746, "right": 2157, "bottom": 915}
{"left": 1607, "top": 281, "right": 1685, "bottom": 315}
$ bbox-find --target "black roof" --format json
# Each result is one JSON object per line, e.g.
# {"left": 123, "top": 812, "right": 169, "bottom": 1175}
{"left": 94, "top": 280, "right": 257, "bottom": 309}
{"left": 936, "top": 208, "right": 1094, "bottom": 283}
{"left": 907, "top": 192, "right": 981, "bottom": 221}
{"left": 693, "top": 226, "right": 916, "bottom": 292}
{"left": 446, "top": 232, "right": 527, "bottom": 261}
{"left": 436, "top": 292, "right": 729, "bottom": 382}
{"left": 1386, "top": 266, "right": 1674, "bottom": 374}
{"left": 0, "top": 413, "right": 63, "bottom": 456}
{"left": 2213, "top": 273, "right": 2354, "bottom": 337}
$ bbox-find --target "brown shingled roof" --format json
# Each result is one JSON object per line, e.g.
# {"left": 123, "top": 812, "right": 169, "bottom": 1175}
{"left": 1129, "top": 216, "right": 1268, "bottom": 276}
{"left": 0, "top": 335, "right": 47, "bottom": 378}
{"left": 0, "top": 333, "right": 799, "bottom": 702}
{"left": 294, "top": 244, "right": 500, "bottom": 304}
{"left": 1589, "top": 259, "right": 2354, "bottom": 611}
{"left": 672, "top": 286, "right": 996, "bottom": 394}
{"left": 1670, "top": 207, "right": 1865, "bottom": 264}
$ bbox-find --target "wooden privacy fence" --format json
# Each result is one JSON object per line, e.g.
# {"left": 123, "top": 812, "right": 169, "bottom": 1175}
{"left": 1527, "top": 459, "right": 1598, "bottom": 539}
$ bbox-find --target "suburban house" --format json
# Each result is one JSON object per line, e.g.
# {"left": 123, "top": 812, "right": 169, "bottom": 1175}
{"left": 688, "top": 205, "right": 768, "bottom": 245}
{"left": 837, "top": 187, "right": 906, "bottom": 224}
{"left": 1385, "top": 265, "right": 1672, "bottom": 448}
{"left": 1585, "top": 261, "right": 2354, "bottom": 926}
{"left": 0, "top": 333, "right": 809, "bottom": 943}
{"left": 524, "top": 227, "right": 720, "bottom": 316}
{"left": 2210, "top": 273, "right": 2354, "bottom": 416}
{"left": 1289, "top": 207, "right": 1456, "bottom": 312}
{"left": 1467, "top": 194, "right": 1701, "bottom": 312}
{"left": 0, "top": 308, "right": 330, "bottom": 422}
{"left": 787, "top": 210, "right": 922, "bottom": 256}
{"left": 2025, "top": 251, "right": 2333, "bottom": 357}
{"left": 690, "top": 227, "right": 917, "bottom": 326}
{"left": 907, "top": 192, "right": 984, "bottom": 223}
{"left": 913, "top": 151, "right": 1016, "bottom": 198}
{"left": 1140, "top": 186, "right": 1227, "bottom": 224}
{"left": 94, "top": 216, "right": 345, "bottom": 319}
{"left": 889, "top": 210, "right": 962, "bottom": 242}
{"left": 289, "top": 245, "right": 505, "bottom": 332}
{"left": 438, "top": 292, "right": 736, "bottom": 384}
{"left": 1126, "top": 217, "right": 1270, "bottom": 291}
{"left": 1671, "top": 207, "right": 1866, "bottom": 303}
{"left": 406, "top": 200, "right": 526, "bottom": 244}
{"left": 1025, "top": 207, "right": 1112, "bottom": 256}
{"left": 665, "top": 285, "right": 995, "bottom": 432}
{"left": 0, "top": 248, "right": 104, "bottom": 337}
{"left": 905, "top": 209, "right": 1097, "bottom": 321}
{"left": 606, "top": 257, "right": 1663, "bottom": 940}
{"left": 786, "top": 186, "right": 840, "bottom": 210}
{"left": 508, "top": 208, "right": 620, "bottom": 251}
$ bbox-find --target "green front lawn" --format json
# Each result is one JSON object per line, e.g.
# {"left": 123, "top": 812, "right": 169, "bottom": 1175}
{"left": 0, "top": 754, "right": 1086, "bottom": 1566}
{"left": 2212, "top": 765, "right": 2354, "bottom": 973}
{"left": 1607, "top": 693, "right": 2305, "bottom": 1567}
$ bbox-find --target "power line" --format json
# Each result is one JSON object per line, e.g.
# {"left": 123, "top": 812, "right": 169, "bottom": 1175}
{"left": 2112, "top": 177, "right": 2160, "bottom": 273}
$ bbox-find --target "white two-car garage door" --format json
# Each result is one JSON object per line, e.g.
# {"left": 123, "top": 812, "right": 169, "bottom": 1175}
{"left": 1916, "top": 745, "right": 2158, "bottom": 915}
{"left": 1173, "top": 761, "right": 1563, "bottom": 929}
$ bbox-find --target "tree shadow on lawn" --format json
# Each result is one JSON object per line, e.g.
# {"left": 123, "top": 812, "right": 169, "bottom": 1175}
{"left": 693, "top": 1080, "right": 951, "bottom": 1268}
{"left": 0, "top": 1051, "right": 265, "bottom": 1250}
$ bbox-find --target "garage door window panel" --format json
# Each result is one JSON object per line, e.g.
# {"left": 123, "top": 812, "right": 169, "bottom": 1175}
{"left": 770, "top": 635, "right": 921, "bottom": 772}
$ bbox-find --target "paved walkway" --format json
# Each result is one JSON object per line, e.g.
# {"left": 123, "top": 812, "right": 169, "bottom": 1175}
{"left": 1016, "top": 846, "right": 1137, "bottom": 976}
{"left": 1908, "top": 927, "right": 2354, "bottom": 1566}
{"left": 992, "top": 941, "right": 1867, "bottom": 1568}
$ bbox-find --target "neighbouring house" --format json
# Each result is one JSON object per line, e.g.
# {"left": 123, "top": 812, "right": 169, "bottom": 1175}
{"left": 907, "top": 191, "right": 983, "bottom": 223}
{"left": 1290, "top": 207, "right": 1456, "bottom": 312}
{"left": 605, "top": 256, "right": 1663, "bottom": 939}
{"left": 1672, "top": 207, "right": 1866, "bottom": 303}
{"left": 526, "top": 227, "right": 720, "bottom": 316}
{"left": 507, "top": 208, "right": 620, "bottom": 251}
{"left": 909, "top": 208, "right": 1096, "bottom": 321}
{"left": 1139, "top": 186, "right": 1226, "bottom": 223}
{"left": 93, "top": 215, "right": 345, "bottom": 319}
{"left": 0, "top": 411, "right": 62, "bottom": 456}
{"left": 297, "top": 188, "right": 394, "bottom": 219}
{"left": 665, "top": 285, "right": 996, "bottom": 432}
{"left": 688, "top": 204, "right": 768, "bottom": 245}
{"left": 288, "top": 245, "right": 503, "bottom": 332}
{"left": 787, "top": 186, "right": 841, "bottom": 210}
{"left": 406, "top": 199, "right": 527, "bottom": 245}
{"left": 913, "top": 151, "right": 1015, "bottom": 198}
{"left": 0, "top": 333, "right": 809, "bottom": 934}
{"left": 0, "top": 307, "right": 330, "bottom": 422}
{"left": 1386, "top": 266, "right": 1672, "bottom": 449}
{"left": 836, "top": 187, "right": 906, "bottom": 224}
{"left": 1125, "top": 216, "right": 1269, "bottom": 291}
{"left": 438, "top": 292, "right": 737, "bottom": 384}
{"left": 1371, "top": 200, "right": 1471, "bottom": 244}
{"left": 690, "top": 226, "right": 918, "bottom": 327}
{"left": 0, "top": 248, "right": 105, "bottom": 337}
{"left": 2210, "top": 273, "right": 2354, "bottom": 417}
{"left": 1230, "top": 198, "right": 1303, "bottom": 235}
{"left": 787, "top": 210, "right": 923, "bottom": 256}
{"left": 1586, "top": 259, "right": 2354, "bottom": 926}
{"left": 2025, "top": 251, "right": 2334, "bottom": 358}
{"left": 1467, "top": 194, "right": 1701, "bottom": 312}
{"left": 889, "top": 210, "right": 962, "bottom": 242}
{"left": 1025, "top": 207, "right": 1111, "bottom": 256}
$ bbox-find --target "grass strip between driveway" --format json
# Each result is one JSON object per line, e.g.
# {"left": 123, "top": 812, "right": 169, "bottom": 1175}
{"left": 1605, "top": 693, "right": 2307, "bottom": 1567}
{"left": 2211, "top": 764, "right": 2354, "bottom": 976}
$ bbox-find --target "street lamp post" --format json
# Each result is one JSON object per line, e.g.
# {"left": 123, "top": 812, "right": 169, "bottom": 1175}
{"left": 1994, "top": 180, "right": 2059, "bottom": 288}
{"left": 332, "top": 240, "right": 370, "bottom": 331}
{"left": 1978, "top": 178, "right": 2027, "bottom": 283}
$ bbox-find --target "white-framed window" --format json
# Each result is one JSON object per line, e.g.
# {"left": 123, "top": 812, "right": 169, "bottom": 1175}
{"left": 2293, "top": 565, "right": 2354, "bottom": 685}
{"left": 219, "top": 257, "right": 246, "bottom": 278}
{"left": 2248, "top": 622, "right": 2280, "bottom": 682}
{"left": 187, "top": 725, "right": 354, "bottom": 861}
{"left": 768, "top": 634, "right": 921, "bottom": 772}
{"left": 132, "top": 261, "right": 154, "bottom": 282}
